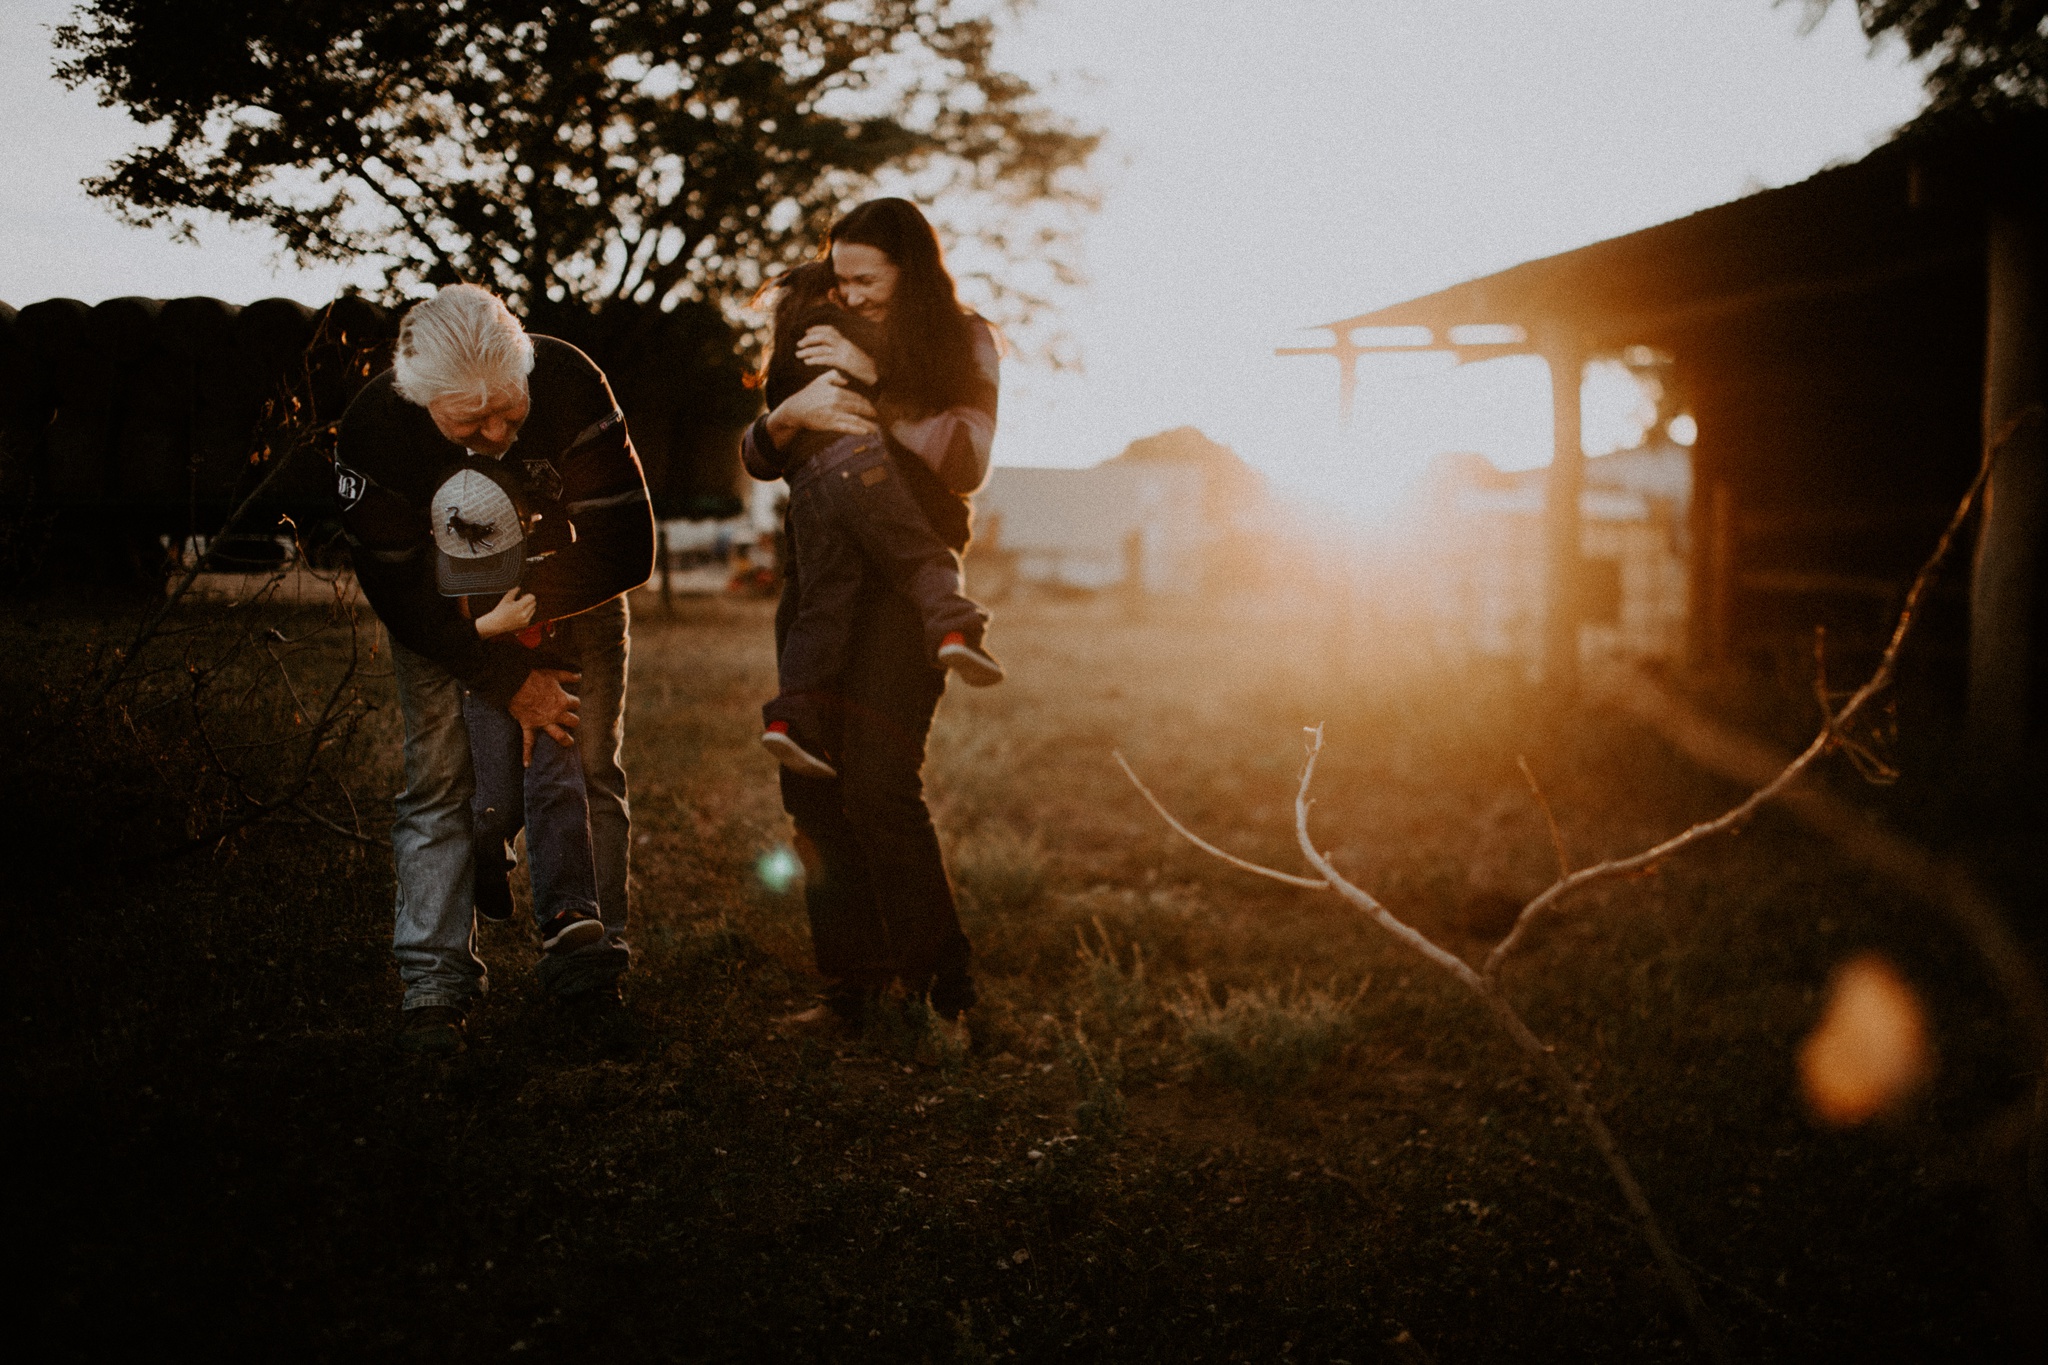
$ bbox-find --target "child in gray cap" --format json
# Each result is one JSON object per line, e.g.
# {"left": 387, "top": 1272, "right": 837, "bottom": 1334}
{"left": 432, "top": 460, "right": 606, "bottom": 956}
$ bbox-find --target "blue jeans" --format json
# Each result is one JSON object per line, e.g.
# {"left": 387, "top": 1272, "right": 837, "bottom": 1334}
{"left": 389, "top": 595, "right": 634, "bottom": 1010}
{"left": 464, "top": 680, "right": 599, "bottom": 930}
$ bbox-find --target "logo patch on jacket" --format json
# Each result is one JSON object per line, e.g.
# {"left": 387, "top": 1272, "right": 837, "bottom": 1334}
{"left": 860, "top": 465, "right": 889, "bottom": 487}
{"left": 520, "top": 458, "right": 563, "bottom": 502}
{"left": 335, "top": 464, "right": 367, "bottom": 509}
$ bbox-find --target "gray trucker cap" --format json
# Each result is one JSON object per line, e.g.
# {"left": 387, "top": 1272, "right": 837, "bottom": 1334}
{"left": 430, "top": 461, "right": 527, "bottom": 596}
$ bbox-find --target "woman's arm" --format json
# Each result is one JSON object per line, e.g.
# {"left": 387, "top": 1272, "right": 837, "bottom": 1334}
{"left": 889, "top": 321, "right": 1000, "bottom": 495}
{"left": 740, "top": 416, "right": 787, "bottom": 482}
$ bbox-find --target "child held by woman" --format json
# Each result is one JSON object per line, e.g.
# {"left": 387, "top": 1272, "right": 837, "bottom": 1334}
{"left": 754, "top": 260, "right": 1003, "bottom": 780}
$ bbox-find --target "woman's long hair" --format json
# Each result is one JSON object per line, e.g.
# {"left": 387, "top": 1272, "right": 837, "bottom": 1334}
{"left": 827, "top": 199, "right": 990, "bottom": 417}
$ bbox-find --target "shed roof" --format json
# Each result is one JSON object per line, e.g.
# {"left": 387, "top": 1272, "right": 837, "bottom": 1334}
{"left": 1313, "top": 125, "right": 2043, "bottom": 352}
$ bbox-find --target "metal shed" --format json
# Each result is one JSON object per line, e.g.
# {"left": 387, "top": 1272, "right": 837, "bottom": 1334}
{"left": 1286, "top": 122, "right": 2046, "bottom": 776}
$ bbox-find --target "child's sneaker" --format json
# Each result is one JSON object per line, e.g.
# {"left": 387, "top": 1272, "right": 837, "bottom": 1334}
{"left": 539, "top": 909, "right": 605, "bottom": 954}
{"left": 936, "top": 632, "right": 1004, "bottom": 687}
{"left": 760, "top": 721, "right": 839, "bottom": 779}
{"left": 776, "top": 1001, "right": 863, "bottom": 1040}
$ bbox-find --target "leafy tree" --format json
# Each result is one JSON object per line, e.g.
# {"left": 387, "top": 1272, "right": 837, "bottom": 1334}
{"left": 54, "top": 1, "right": 1097, "bottom": 315}
{"left": 1805, "top": 1, "right": 2048, "bottom": 127}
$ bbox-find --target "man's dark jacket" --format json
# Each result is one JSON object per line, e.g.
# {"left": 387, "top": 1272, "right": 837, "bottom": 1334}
{"left": 335, "top": 336, "right": 655, "bottom": 707}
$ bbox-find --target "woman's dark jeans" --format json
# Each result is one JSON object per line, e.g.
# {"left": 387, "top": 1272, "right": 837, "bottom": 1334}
{"left": 775, "top": 537, "right": 976, "bottom": 1020}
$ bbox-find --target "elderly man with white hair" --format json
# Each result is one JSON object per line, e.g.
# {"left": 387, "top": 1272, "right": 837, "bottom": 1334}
{"left": 336, "top": 284, "right": 655, "bottom": 1055}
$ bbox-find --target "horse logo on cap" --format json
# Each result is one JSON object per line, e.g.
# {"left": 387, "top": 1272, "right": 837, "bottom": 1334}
{"left": 445, "top": 506, "right": 501, "bottom": 554}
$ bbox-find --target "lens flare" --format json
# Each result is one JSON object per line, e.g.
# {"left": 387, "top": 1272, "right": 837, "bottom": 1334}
{"left": 1798, "top": 954, "right": 1933, "bottom": 1127}
{"left": 756, "top": 844, "right": 803, "bottom": 894}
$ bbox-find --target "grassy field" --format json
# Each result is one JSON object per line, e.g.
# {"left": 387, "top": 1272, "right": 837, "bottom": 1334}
{"left": 6, "top": 587, "right": 2041, "bottom": 1362}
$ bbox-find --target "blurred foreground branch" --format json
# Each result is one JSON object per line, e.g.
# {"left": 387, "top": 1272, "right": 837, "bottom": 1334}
{"left": 92, "top": 308, "right": 364, "bottom": 702}
{"left": 42, "top": 312, "right": 388, "bottom": 866}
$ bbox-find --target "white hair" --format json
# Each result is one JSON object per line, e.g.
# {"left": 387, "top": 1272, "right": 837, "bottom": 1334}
{"left": 392, "top": 284, "right": 535, "bottom": 408}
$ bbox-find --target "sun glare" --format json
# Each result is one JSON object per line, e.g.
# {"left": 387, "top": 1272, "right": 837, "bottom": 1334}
{"left": 1580, "top": 357, "right": 1662, "bottom": 458}
{"left": 1275, "top": 345, "right": 1670, "bottom": 537}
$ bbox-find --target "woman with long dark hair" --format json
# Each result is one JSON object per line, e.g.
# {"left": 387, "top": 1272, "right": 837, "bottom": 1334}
{"left": 741, "top": 198, "right": 1001, "bottom": 1052}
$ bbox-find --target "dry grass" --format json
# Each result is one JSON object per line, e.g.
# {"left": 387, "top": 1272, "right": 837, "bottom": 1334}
{"left": 5, "top": 588, "right": 2041, "bottom": 1362}
{"left": 1168, "top": 973, "right": 1361, "bottom": 1092}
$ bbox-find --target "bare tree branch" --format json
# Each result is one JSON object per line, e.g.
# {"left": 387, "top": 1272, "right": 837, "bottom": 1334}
{"left": 1112, "top": 750, "right": 1328, "bottom": 890}
{"left": 72, "top": 313, "right": 387, "bottom": 867}
{"left": 89, "top": 305, "right": 364, "bottom": 702}
{"left": 1291, "top": 728, "right": 1485, "bottom": 988}
{"left": 1484, "top": 408, "right": 2027, "bottom": 980}
{"left": 291, "top": 798, "right": 387, "bottom": 847}
{"left": 1125, "top": 723, "right": 1728, "bottom": 1355}
{"left": 1116, "top": 407, "right": 2045, "bottom": 1350}
{"left": 1616, "top": 681, "right": 2048, "bottom": 1054}
{"left": 1471, "top": 969, "right": 1721, "bottom": 1354}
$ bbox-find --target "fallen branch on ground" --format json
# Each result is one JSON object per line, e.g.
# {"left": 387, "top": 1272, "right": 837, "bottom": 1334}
{"left": 1117, "top": 409, "right": 2042, "bottom": 1358}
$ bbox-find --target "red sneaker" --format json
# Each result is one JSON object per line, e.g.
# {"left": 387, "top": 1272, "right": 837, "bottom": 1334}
{"left": 936, "top": 632, "right": 1004, "bottom": 687}
{"left": 761, "top": 721, "right": 838, "bottom": 779}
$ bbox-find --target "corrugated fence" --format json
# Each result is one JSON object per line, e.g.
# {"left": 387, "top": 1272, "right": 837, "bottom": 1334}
{"left": 0, "top": 294, "right": 754, "bottom": 583}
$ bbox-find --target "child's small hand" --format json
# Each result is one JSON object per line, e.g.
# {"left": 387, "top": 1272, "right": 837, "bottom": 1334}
{"left": 474, "top": 588, "right": 537, "bottom": 639}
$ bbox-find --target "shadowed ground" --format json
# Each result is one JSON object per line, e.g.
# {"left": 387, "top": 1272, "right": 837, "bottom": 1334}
{"left": 5, "top": 592, "right": 2038, "bottom": 1362}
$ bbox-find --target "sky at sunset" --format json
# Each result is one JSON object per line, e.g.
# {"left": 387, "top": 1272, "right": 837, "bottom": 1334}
{"left": 0, "top": 0, "right": 1932, "bottom": 516}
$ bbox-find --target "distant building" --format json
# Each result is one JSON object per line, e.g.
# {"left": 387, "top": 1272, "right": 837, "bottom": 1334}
{"left": 974, "top": 427, "right": 1275, "bottom": 596}
{"left": 1422, "top": 442, "right": 1691, "bottom": 667}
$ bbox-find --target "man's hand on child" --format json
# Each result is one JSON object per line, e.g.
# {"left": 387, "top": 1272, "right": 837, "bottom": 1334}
{"left": 473, "top": 588, "right": 538, "bottom": 640}
{"left": 796, "top": 325, "right": 877, "bottom": 386}
{"left": 508, "top": 667, "right": 581, "bottom": 766}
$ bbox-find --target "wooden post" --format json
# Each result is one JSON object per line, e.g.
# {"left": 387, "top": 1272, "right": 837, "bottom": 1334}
{"left": 1122, "top": 527, "right": 1146, "bottom": 620}
{"left": 658, "top": 522, "right": 674, "bottom": 614}
{"left": 1968, "top": 207, "right": 2046, "bottom": 780}
{"left": 1683, "top": 419, "right": 1724, "bottom": 670}
{"left": 1541, "top": 334, "right": 1586, "bottom": 693}
{"left": 1274, "top": 328, "right": 1364, "bottom": 427}
{"left": 1709, "top": 481, "right": 1735, "bottom": 668}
